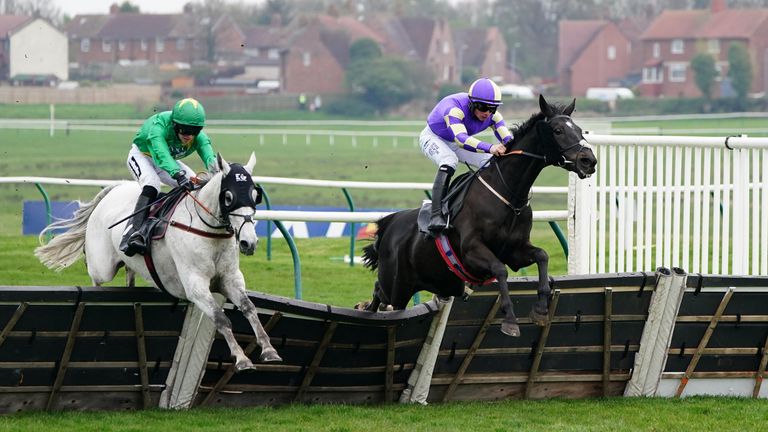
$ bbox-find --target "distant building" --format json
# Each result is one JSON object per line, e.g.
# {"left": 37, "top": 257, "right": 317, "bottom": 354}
{"left": 558, "top": 20, "right": 635, "bottom": 96}
{"left": 639, "top": 0, "right": 768, "bottom": 97}
{"left": 453, "top": 26, "right": 512, "bottom": 84}
{"left": 0, "top": 15, "right": 68, "bottom": 82}
{"left": 65, "top": 8, "right": 245, "bottom": 79}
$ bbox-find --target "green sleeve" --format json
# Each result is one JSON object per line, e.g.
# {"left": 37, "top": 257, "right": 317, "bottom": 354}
{"left": 146, "top": 122, "right": 182, "bottom": 176}
{"left": 195, "top": 132, "right": 216, "bottom": 171}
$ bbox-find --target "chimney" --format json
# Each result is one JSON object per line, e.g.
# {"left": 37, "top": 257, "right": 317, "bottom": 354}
{"left": 711, "top": 0, "right": 727, "bottom": 13}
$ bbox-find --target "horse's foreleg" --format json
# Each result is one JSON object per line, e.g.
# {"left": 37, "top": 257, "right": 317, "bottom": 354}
{"left": 506, "top": 244, "right": 550, "bottom": 326}
{"left": 463, "top": 246, "right": 518, "bottom": 337}
{"left": 220, "top": 272, "right": 282, "bottom": 363}
{"left": 182, "top": 275, "right": 255, "bottom": 371}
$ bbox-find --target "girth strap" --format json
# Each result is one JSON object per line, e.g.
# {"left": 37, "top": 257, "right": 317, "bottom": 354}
{"left": 434, "top": 234, "right": 497, "bottom": 286}
{"left": 143, "top": 251, "right": 169, "bottom": 295}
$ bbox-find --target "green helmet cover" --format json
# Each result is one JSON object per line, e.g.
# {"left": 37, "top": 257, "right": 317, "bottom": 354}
{"left": 171, "top": 98, "right": 206, "bottom": 126}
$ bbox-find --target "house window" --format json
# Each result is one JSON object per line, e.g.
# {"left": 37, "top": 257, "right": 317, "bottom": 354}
{"left": 268, "top": 48, "right": 279, "bottom": 59}
{"left": 708, "top": 39, "right": 720, "bottom": 54}
{"left": 118, "top": 40, "right": 126, "bottom": 51}
{"left": 671, "top": 39, "right": 684, "bottom": 54}
{"left": 141, "top": 39, "right": 148, "bottom": 51}
{"left": 81, "top": 38, "right": 90, "bottom": 52}
{"left": 176, "top": 38, "right": 186, "bottom": 51}
{"left": 156, "top": 38, "right": 164, "bottom": 53}
{"left": 302, "top": 52, "right": 311, "bottom": 67}
{"left": 102, "top": 39, "right": 111, "bottom": 53}
{"left": 668, "top": 62, "right": 687, "bottom": 82}
{"left": 653, "top": 43, "right": 660, "bottom": 58}
{"left": 642, "top": 67, "right": 663, "bottom": 83}
{"left": 607, "top": 45, "right": 616, "bottom": 60}
{"left": 443, "top": 65, "right": 450, "bottom": 81}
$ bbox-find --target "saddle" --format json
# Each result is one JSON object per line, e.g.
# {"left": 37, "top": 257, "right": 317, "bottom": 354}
{"left": 417, "top": 171, "right": 476, "bottom": 234}
{"left": 140, "top": 188, "right": 188, "bottom": 248}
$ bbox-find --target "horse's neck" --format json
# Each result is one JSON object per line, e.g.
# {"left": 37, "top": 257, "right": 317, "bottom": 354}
{"left": 489, "top": 137, "right": 545, "bottom": 205}
{"left": 181, "top": 176, "right": 224, "bottom": 226}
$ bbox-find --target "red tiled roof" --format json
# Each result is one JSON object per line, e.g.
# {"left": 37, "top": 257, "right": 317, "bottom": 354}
{"left": 243, "top": 26, "right": 284, "bottom": 48}
{"left": 66, "top": 13, "right": 200, "bottom": 39}
{"left": 317, "top": 15, "right": 385, "bottom": 44}
{"left": 397, "top": 17, "right": 435, "bottom": 60}
{"left": 696, "top": 9, "right": 768, "bottom": 38}
{"left": 0, "top": 15, "right": 33, "bottom": 37}
{"left": 640, "top": 10, "right": 708, "bottom": 40}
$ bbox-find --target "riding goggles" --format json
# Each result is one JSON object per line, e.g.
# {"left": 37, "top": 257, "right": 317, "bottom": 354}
{"left": 473, "top": 102, "right": 497, "bottom": 114}
{"left": 173, "top": 122, "right": 203, "bottom": 136}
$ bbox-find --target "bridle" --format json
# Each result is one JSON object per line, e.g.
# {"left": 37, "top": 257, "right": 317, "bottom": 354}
{"left": 480, "top": 113, "right": 588, "bottom": 213}
{"left": 183, "top": 165, "right": 263, "bottom": 243}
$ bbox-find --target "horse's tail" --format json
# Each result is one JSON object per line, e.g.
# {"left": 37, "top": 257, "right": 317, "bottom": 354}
{"left": 361, "top": 212, "right": 397, "bottom": 271}
{"left": 34, "top": 186, "right": 116, "bottom": 272}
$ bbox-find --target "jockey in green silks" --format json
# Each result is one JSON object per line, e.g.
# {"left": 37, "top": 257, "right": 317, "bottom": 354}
{"left": 119, "top": 97, "right": 217, "bottom": 257}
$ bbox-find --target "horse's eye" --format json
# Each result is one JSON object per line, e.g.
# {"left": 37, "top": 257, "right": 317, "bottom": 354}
{"left": 554, "top": 128, "right": 563, "bottom": 135}
{"left": 251, "top": 188, "right": 259, "bottom": 203}
{"left": 224, "top": 190, "right": 234, "bottom": 207}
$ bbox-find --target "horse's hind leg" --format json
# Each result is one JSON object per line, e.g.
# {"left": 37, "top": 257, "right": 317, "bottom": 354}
{"left": 364, "top": 281, "right": 383, "bottom": 312}
{"left": 220, "top": 271, "right": 281, "bottom": 363}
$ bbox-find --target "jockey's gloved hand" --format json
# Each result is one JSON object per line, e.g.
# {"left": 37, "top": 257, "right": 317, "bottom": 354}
{"left": 173, "top": 171, "right": 194, "bottom": 191}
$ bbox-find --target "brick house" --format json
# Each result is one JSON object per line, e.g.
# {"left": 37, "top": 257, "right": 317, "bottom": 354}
{"left": 387, "top": 17, "right": 458, "bottom": 85}
{"left": 558, "top": 20, "right": 635, "bottom": 96}
{"left": 0, "top": 15, "right": 68, "bottom": 82}
{"left": 66, "top": 8, "right": 245, "bottom": 78}
{"left": 453, "top": 26, "right": 511, "bottom": 84}
{"left": 241, "top": 25, "right": 283, "bottom": 81}
{"left": 639, "top": 0, "right": 768, "bottom": 97}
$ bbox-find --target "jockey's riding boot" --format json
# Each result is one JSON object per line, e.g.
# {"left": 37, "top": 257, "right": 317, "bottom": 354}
{"left": 119, "top": 186, "right": 158, "bottom": 257}
{"left": 427, "top": 165, "right": 455, "bottom": 235}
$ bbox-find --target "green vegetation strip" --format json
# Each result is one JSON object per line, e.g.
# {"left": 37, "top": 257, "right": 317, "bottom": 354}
{"left": 0, "top": 397, "right": 764, "bottom": 431}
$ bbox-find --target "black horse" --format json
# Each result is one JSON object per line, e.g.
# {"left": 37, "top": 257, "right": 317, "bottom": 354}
{"left": 362, "top": 95, "right": 597, "bottom": 337}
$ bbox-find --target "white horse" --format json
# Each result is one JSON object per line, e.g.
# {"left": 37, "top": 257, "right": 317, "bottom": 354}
{"left": 35, "top": 152, "right": 281, "bottom": 370}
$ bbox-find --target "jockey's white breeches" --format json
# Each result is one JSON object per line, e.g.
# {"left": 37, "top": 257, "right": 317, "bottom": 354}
{"left": 419, "top": 126, "right": 493, "bottom": 170}
{"left": 127, "top": 144, "right": 193, "bottom": 192}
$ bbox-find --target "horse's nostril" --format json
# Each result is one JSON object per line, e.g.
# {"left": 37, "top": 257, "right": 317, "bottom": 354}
{"left": 240, "top": 240, "right": 250, "bottom": 250}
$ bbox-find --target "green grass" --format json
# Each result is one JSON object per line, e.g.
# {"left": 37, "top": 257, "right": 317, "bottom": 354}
{"left": 1, "top": 397, "right": 766, "bottom": 431}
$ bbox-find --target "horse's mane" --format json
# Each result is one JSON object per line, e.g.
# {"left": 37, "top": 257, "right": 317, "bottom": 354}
{"left": 510, "top": 102, "right": 570, "bottom": 141}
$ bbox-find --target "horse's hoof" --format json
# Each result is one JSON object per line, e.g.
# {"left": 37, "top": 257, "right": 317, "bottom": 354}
{"left": 529, "top": 309, "right": 549, "bottom": 327}
{"left": 235, "top": 359, "right": 255, "bottom": 371}
{"left": 500, "top": 321, "right": 520, "bottom": 337}
{"left": 260, "top": 348, "right": 282, "bottom": 363}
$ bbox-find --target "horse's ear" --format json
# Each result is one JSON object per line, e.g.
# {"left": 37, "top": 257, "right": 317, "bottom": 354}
{"left": 539, "top": 94, "right": 554, "bottom": 119}
{"left": 217, "top": 153, "right": 231, "bottom": 176}
{"left": 244, "top": 152, "right": 257, "bottom": 174}
{"left": 564, "top": 98, "right": 576, "bottom": 116}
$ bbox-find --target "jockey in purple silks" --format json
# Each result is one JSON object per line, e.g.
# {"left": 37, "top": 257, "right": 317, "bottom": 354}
{"left": 420, "top": 78, "right": 514, "bottom": 235}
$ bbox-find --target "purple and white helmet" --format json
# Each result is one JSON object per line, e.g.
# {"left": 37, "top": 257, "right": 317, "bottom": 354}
{"left": 468, "top": 78, "right": 503, "bottom": 106}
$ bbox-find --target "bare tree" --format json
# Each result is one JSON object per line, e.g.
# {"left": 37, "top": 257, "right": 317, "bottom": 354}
{"left": 2, "top": 0, "right": 61, "bottom": 24}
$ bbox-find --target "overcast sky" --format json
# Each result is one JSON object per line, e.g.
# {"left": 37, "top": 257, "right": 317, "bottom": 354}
{"left": 52, "top": 0, "right": 264, "bottom": 16}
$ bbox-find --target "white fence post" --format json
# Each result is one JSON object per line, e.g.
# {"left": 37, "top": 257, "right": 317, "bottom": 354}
{"left": 159, "top": 294, "right": 225, "bottom": 409}
{"left": 568, "top": 172, "right": 594, "bottom": 274}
